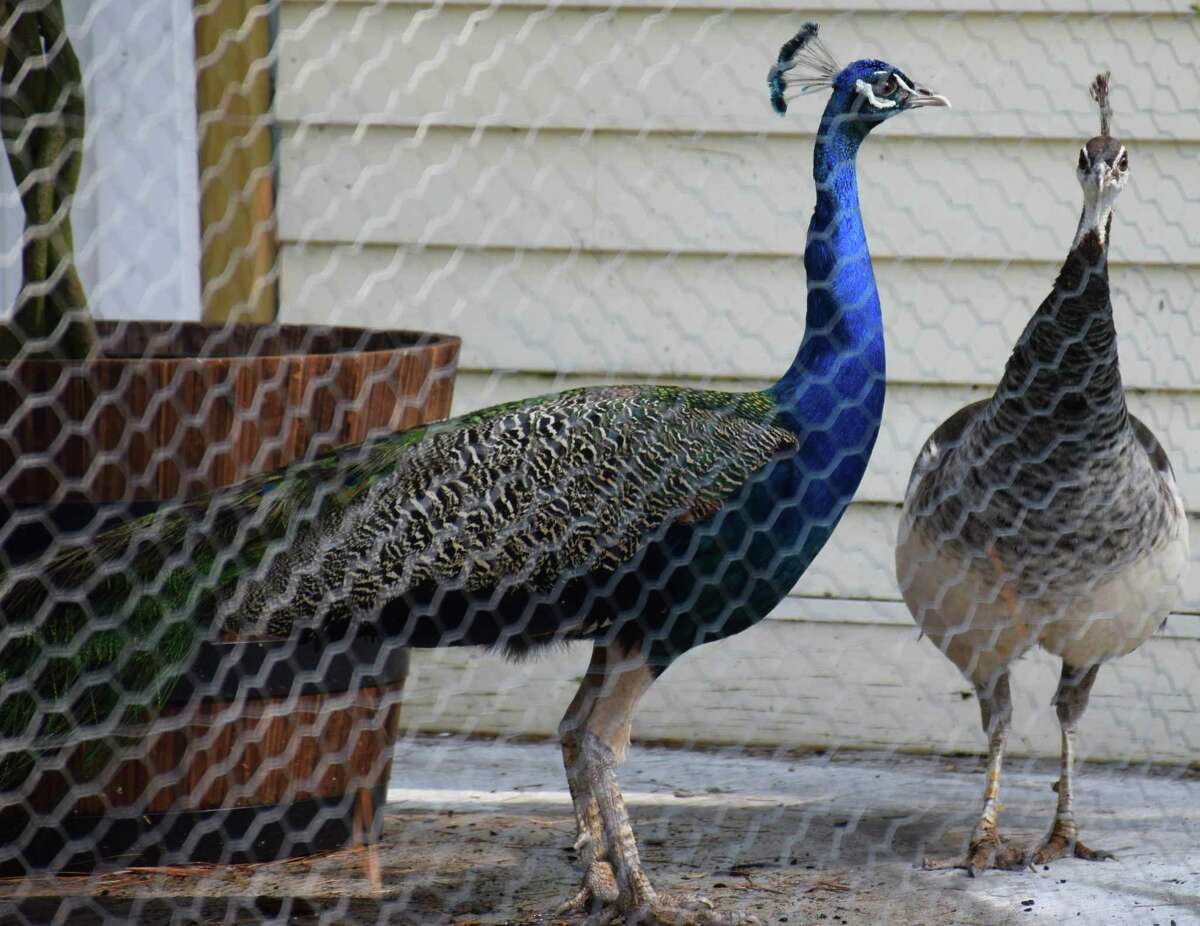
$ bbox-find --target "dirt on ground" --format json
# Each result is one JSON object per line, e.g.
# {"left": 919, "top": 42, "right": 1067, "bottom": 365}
{"left": 0, "top": 805, "right": 985, "bottom": 926}
{"left": 1, "top": 738, "right": 1197, "bottom": 925}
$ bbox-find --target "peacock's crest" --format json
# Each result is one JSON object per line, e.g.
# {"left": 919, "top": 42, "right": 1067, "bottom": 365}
{"left": 768, "top": 22, "right": 839, "bottom": 114}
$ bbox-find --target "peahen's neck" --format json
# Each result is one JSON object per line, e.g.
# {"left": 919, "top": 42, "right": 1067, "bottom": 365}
{"left": 770, "top": 111, "right": 886, "bottom": 455}
{"left": 985, "top": 218, "right": 1128, "bottom": 459}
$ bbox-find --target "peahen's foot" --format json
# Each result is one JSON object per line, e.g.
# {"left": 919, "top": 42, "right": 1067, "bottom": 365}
{"left": 1029, "top": 822, "right": 1116, "bottom": 867}
{"left": 924, "top": 824, "right": 1026, "bottom": 876}
{"left": 966, "top": 829, "right": 1028, "bottom": 876}
{"left": 556, "top": 857, "right": 620, "bottom": 915}
{"left": 581, "top": 891, "right": 759, "bottom": 926}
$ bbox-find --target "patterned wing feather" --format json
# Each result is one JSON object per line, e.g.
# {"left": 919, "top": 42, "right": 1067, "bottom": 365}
{"left": 236, "top": 385, "right": 797, "bottom": 636}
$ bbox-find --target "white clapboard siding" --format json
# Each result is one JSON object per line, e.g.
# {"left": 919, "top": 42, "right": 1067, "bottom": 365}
{"left": 278, "top": 3, "right": 1200, "bottom": 141}
{"left": 276, "top": 0, "right": 1200, "bottom": 759}
{"left": 399, "top": 619, "right": 1200, "bottom": 763}
{"left": 283, "top": 245, "right": 1200, "bottom": 391}
{"left": 278, "top": 126, "right": 1197, "bottom": 266}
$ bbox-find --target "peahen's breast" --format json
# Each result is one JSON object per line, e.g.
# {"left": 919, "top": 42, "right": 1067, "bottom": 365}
{"left": 907, "top": 416, "right": 1183, "bottom": 603}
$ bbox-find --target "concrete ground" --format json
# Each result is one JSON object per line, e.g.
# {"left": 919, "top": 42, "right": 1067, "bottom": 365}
{"left": 2, "top": 735, "right": 1198, "bottom": 925}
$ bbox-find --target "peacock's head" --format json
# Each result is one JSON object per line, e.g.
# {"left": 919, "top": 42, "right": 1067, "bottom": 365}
{"left": 1077, "top": 71, "right": 1128, "bottom": 202}
{"left": 768, "top": 23, "right": 949, "bottom": 128}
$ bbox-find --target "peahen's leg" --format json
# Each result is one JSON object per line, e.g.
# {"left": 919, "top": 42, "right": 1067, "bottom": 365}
{"left": 926, "top": 671, "right": 1024, "bottom": 874}
{"left": 1030, "top": 664, "right": 1116, "bottom": 866}
{"left": 965, "top": 671, "right": 1026, "bottom": 874}
{"left": 559, "top": 641, "right": 755, "bottom": 926}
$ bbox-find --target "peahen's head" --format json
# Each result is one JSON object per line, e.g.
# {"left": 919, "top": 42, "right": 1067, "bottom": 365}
{"left": 768, "top": 23, "right": 949, "bottom": 130}
{"left": 1077, "top": 72, "right": 1128, "bottom": 201}
{"left": 1071, "top": 71, "right": 1127, "bottom": 249}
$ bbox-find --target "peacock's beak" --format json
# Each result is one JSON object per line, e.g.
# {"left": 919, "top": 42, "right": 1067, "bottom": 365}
{"left": 906, "top": 86, "right": 951, "bottom": 109}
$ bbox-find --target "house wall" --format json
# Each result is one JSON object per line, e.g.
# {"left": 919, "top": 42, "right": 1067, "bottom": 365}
{"left": 275, "top": 0, "right": 1200, "bottom": 762}
{"left": 0, "top": 1, "right": 203, "bottom": 323}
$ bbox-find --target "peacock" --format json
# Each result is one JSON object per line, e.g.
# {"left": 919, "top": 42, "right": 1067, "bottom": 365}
{"left": 895, "top": 73, "right": 1187, "bottom": 876}
{"left": 0, "top": 24, "right": 949, "bottom": 923}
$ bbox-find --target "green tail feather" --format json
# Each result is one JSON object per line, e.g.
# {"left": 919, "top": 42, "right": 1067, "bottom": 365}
{"left": 0, "top": 423, "right": 435, "bottom": 781}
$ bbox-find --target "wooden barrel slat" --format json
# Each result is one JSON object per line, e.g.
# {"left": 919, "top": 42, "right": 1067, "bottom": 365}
{"left": 0, "top": 321, "right": 459, "bottom": 503}
{"left": 44, "top": 682, "right": 406, "bottom": 818}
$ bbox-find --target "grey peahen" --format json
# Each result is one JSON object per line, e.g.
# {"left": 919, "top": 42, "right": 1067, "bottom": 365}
{"left": 895, "top": 73, "right": 1187, "bottom": 875}
{"left": 1, "top": 24, "right": 948, "bottom": 923}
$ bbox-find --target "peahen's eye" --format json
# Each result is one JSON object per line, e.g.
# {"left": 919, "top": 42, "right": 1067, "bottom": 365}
{"left": 1118, "top": 151, "right": 1129, "bottom": 170}
{"left": 1077, "top": 149, "right": 1089, "bottom": 171}
{"left": 879, "top": 74, "right": 899, "bottom": 96}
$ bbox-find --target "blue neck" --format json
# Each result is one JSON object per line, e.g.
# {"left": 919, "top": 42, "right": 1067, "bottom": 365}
{"left": 770, "top": 107, "right": 886, "bottom": 436}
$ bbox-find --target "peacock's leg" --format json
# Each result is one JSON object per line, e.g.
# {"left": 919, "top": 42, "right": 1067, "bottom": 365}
{"left": 926, "top": 671, "right": 1024, "bottom": 874}
{"left": 566, "top": 642, "right": 755, "bottom": 926}
{"left": 556, "top": 648, "right": 619, "bottom": 914}
{"left": 1030, "top": 664, "right": 1116, "bottom": 866}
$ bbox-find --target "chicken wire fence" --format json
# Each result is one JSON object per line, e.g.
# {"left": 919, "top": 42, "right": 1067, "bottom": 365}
{"left": 0, "top": 1, "right": 1198, "bottom": 924}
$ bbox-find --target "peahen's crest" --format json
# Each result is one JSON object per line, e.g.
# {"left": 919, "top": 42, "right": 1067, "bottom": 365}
{"left": 768, "top": 22, "right": 839, "bottom": 114}
{"left": 1090, "top": 70, "right": 1113, "bottom": 136}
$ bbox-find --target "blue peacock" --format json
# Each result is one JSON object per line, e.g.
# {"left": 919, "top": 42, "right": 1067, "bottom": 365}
{"left": 1, "top": 24, "right": 947, "bottom": 924}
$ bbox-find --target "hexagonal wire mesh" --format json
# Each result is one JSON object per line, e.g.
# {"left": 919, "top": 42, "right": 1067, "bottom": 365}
{"left": 0, "top": 1, "right": 1198, "bottom": 924}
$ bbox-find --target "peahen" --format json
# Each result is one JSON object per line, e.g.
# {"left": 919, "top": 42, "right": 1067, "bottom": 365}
{"left": 1, "top": 24, "right": 948, "bottom": 923}
{"left": 895, "top": 73, "right": 1187, "bottom": 875}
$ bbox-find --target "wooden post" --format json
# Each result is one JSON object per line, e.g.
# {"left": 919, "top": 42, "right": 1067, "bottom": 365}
{"left": 193, "top": 0, "right": 277, "bottom": 325}
{"left": 354, "top": 787, "right": 384, "bottom": 892}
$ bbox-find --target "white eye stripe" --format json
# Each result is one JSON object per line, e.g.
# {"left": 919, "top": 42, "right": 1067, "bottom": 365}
{"left": 855, "top": 78, "right": 897, "bottom": 109}
{"left": 870, "top": 70, "right": 914, "bottom": 94}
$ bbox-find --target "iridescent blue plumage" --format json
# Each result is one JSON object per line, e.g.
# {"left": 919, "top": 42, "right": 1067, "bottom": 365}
{"left": 744, "top": 61, "right": 909, "bottom": 626}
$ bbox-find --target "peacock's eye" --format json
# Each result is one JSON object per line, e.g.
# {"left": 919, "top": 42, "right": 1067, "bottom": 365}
{"left": 879, "top": 74, "right": 899, "bottom": 96}
{"left": 1077, "top": 149, "right": 1089, "bottom": 171}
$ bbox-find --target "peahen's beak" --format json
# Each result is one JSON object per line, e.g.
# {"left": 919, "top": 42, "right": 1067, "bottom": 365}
{"left": 906, "top": 86, "right": 952, "bottom": 109}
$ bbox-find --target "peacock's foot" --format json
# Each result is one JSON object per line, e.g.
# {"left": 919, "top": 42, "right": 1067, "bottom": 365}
{"left": 923, "top": 826, "right": 1026, "bottom": 876}
{"left": 1030, "top": 824, "right": 1116, "bottom": 867}
{"left": 581, "top": 891, "right": 759, "bottom": 926}
{"left": 556, "top": 858, "right": 620, "bottom": 915}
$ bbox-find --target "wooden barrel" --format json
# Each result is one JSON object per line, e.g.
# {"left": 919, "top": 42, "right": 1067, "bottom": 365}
{"left": 0, "top": 321, "right": 460, "bottom": 873}
{"left": 0, "top": 637, "right": 409, "bottom": 873}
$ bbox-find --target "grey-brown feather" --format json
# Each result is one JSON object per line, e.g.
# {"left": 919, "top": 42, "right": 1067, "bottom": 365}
{"left": 903, "top": 236, "right": 1183, "bottom": 602}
